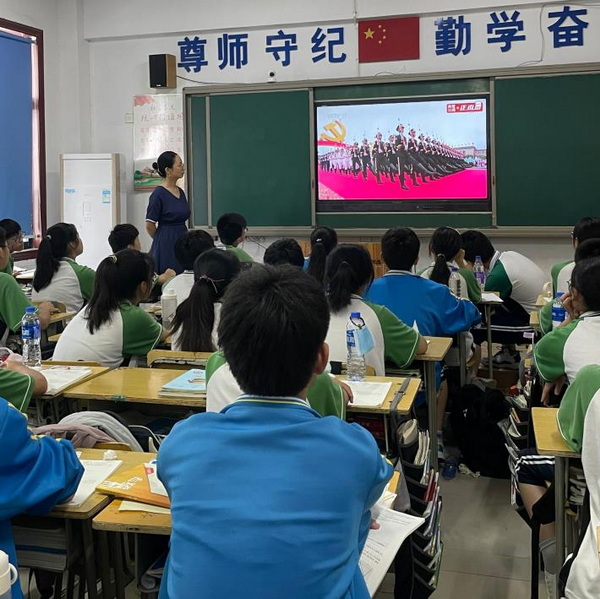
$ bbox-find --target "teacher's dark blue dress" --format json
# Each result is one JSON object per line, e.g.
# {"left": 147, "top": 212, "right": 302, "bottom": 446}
{"left": 146, "top": 186, "right": 190, "bottom": 274}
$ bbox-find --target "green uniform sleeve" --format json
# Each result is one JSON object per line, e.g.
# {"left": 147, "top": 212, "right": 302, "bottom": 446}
{"left": 120, "top": 304, "right": 162, "bottom": 357}
{"left": 551, "top": 261, "right": 571, "bottom": 296}
{"left": 366, "top": 301, "right": 420, "bottom": 369}
{"left": 227, "top": 246, "right": 254, "bottom": 263}
{"left": 557, "top": 364, "right": 600, "bottom": 453}
{"left": 206, "top": 351, "right": 227, "bottom": 382}
{"left": 306, "top": 373, "right": 345, "bottom": 418}
{"left": 0, "top": 273, "right": 31, "bottom": 331}
{"left": 0, "top": 256, "right": 14, "bottom": 276}
{"left": 485, "top": 260, "right": 512, "bottom": 301}
{"left": 533, "top": 319, "right": 578, "bottom": 382}
{"left": 0, "top": 368, "right": 34, "bottom": 411}
{"left": 539, "top": 301, "right": 553, "bottom": 336}
{"left": 69, "top": 261, "right": 96, "bottom": 300}
{"left": 458, "top": 267, "right": 482, "bottom": 303}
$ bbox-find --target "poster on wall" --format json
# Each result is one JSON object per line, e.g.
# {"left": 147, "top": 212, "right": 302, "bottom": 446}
{"left": 133, "top": 94, "right": 184, "bottom": 191}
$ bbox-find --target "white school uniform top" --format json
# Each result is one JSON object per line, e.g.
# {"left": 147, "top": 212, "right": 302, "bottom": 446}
{"left": 53, "top": 302, "right": 162, "bottom": 369}
{"left": 31, "top": 258, "right": 95, "bottom": 313}
{"left": 162, "top": 271, "right": 195, "bottom": 306}
{"left": 171, "top": 303, "right": 221, "bottom": 351}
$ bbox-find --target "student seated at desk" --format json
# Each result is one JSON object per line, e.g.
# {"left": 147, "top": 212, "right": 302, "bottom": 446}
{"left": 0, "top": 218, "right": 23, "bottom": 276}
{"left": 162, "top": 230, "right": 215, "bottom": 305}
{"left": 157, "top": 265, "right": 392, "bottom": 599}
{"left": 170, "top": 249, "right": 241, "bottom": 352}
{"left": 461, "top": 229, "right": 546, "bottom": 367}
{"left": 0, "top": 358, "right": 47, "bottom": 411}
{"left": 216, "top": 212, "right": 253, "bottom": 263}
{"left": 305, "top": 225, "right": 337, "bottom": 284}
{"left": 325, "top": 244, "right": 427, "bottom": 376}
{"left": 108, "top": 223, "right": 177, "bottom": 287}
{"left": 53, "top": 250, "right": 166, "bottom": 368}
{"left": 0, "top": 398, "right": 83, "bottom": 599}
{"left": 539, "top": 217, "right": 600, "bottom": 335}
{"left": 263, "top": 238, "right": 304, "bottom": 268}
{"left": 0, "top": 227, "right": 55, "bottom": 335}
{"left": 31, "top": 223, "right": 95, "bottom": 313}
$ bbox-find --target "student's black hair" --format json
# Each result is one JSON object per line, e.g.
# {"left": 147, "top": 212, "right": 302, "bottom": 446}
{"left": 381, "top": 227, "right": 420, "bottom": 271}
{"left": 0, "top": 219, "right": 21, "bottom": 239}
{"left": 572, "top": 216, "right": 600, "bottom": 244}
{"left": 216, "top": 212, "right": 247, "bottom": 246}
{"left": 152, "top": 151, "right": 178, "bottom": 178}
{"left": 575, "top": 238, "right": 600, "bottom": 263}
{"left": 306, "top": 226, "right": 337, "bottom": 284}
{"left": 461, "top": 230, "right": 495, "bottom": 264}
{"left": 325, "top": 244, "right": 374, "bottom": 312}
{"left": 429, "top": 227, "right": 462, "bottom": 286}
{"left": 570, "top": 257, "right": 600, "bottom": 311}
{"left": 108, "top": 224, "right": 139, "bottom": 253}
{"left": 174, "top": 230, "right": 215, "bottom": 270}
{"left": 33, "top": 223, "right": 79, "bottom": 292}
{"left": 218, "top": 265, "right": 330, "bottom": 396}
{"left": 85, "top": 249, "right": 154, "bottom": 334}
{"left": 263, "top": 238, "right": 304, "bottom": 268}
{"left": 0, "top": 227, "right": 6, "bottom": 247}
{"left": 170, "top": 249, "right": 241, "bottom": 352}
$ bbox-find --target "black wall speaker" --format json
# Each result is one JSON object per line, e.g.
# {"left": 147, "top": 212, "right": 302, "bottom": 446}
{"left": 149, "top": 54, "right": 176, "bottom": 89}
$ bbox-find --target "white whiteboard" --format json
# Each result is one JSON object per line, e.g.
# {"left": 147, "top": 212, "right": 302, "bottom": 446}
{"left": 61, "top": 154, "right": 121, "bottom": 269}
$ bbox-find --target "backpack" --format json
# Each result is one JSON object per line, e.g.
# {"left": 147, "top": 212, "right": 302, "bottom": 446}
{"left": 450, "top": 382, "right": 511, "bottom": 478}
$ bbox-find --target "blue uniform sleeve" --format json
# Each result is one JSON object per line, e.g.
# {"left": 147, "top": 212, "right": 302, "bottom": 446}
{"left": 146, "top": 189, "right": 163, "bottom": 224}
{"left": 0, "top": 399, "right": 84, "bottom": 520}
{"left": 434, "top": 286, "right": 481, "bottom": 335}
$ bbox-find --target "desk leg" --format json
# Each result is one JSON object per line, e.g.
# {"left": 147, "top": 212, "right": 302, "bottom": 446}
{"left": 485, "top": 305, "right": 494, "bottom": 379}
{"left": 555, "top": 456, "right": 566, "bottom": 599}
{"left": 81, "top": 520, "right": 99, "bottom": 599}
{"left": 109, "top": 532, "right": 127, "bottom": 599}
{"left": 458, "top": 331, "right": 467, "bottom": 388}
{"left": 98, "top": 531, "right": 112, "bottom": 598}
{"left": 424, "top": 361, "right": 438, "bottom": 473}
{"left": 383, "top": 414, "right": 390, "bottom": 456}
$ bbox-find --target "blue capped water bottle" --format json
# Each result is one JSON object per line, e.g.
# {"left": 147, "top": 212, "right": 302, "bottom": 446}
{"left": 22, "top": 306, "right": 41, "bottom": 366}
{"left": 551, "top": 292, "right": 566, "bottom": 329}
{"left": 346, "top": 312, "right": 368, "bottom": 381}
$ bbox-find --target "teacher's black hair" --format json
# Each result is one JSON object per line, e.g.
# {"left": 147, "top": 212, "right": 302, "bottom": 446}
{"left": 153, "top": 151, "right": 178, "bottom": 178}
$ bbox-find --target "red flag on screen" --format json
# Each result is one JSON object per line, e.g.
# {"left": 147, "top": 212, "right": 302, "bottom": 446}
{"left": 358, "top": 17, "right": 420, "bottom": 63}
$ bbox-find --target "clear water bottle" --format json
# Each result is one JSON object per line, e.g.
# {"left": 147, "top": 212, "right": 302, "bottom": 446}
{"left": 0, "top": 549, "right": 17, "bottom": 599}
{"left": 161, "top": 288, "right": 178, "bottom": 331}
{"left": 346, "top": 312, "right": 366, "bottom": 382}
{"left": 473, "top": 255, "right": 486, "bottom": 291}
{"left": 552, "top": 292, "right": 566, "bottom": 329}
{"left": 449, "top": 267, "right": 462, "bottom": 298}
{"left": 21, "top": 306, "right": 41, "bottom": 367}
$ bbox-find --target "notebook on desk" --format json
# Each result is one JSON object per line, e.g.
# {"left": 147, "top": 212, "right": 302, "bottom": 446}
{"left": 158, "top": 368, "right": 206, "bottom": 398}
{"left": 40, "top": 366, "right": 93, "bottom": 395}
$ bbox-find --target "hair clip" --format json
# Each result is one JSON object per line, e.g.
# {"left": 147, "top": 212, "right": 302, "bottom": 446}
{"left": 45, "top": 234, "right": 52, "bottom": 241}
{"left": 198, "top": 274, "right": 219, "bottom": 294}
{"left": 109, "top": 254, "right": 117, "bottom": 263}
{"left": 315, "top": 238, "right": 323, "bottom": 243}
{"left": 437, "top": 254, "right": 446, "bottom": 259}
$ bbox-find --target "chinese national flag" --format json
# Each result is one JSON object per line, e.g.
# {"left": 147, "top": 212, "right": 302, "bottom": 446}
{"left": 358, "top": 17, "right": 420, "bottom": 63}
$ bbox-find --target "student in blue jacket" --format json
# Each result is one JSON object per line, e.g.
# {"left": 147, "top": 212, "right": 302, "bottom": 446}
{"left": 157, "top": 265, "right": 392, "bottom": 599}
{"left": 0, "top": 400, "right": 83, "bottom": 598}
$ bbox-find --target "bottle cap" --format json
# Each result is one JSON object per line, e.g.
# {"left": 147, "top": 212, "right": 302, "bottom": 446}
{"left": 451, "top": 266, "right": 458, "bottom": 272}
{"left": 25, "top": 306, "right": 36, "bottom": 313}
{"left": 350, "top": 312, "right": 361, "bottom": 318}
{"left": 475, "top": 255, "right": 482, "bottom": 260}
{"left": 556, "top": 292, "right": 564, "bottom": 298}
{"left": 163, "top": 288, "right": 177, "bottom": 297}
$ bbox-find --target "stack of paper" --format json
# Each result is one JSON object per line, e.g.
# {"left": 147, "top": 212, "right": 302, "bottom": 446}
{"left": 158, "top": 368, "right": 206, "bottom": 398}
{"left": 345, "top": 381, "right": 391, "bottom": 408}
{"left": 59, "top": 459, "right": 122, "bottom": 507}
{"left": 40, "top": 366, "right": 92, "bottom": 395}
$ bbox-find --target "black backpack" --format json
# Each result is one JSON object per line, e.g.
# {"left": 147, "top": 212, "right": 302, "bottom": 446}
{"left": 450, "top": 382, "right": 511, "bottom": 478}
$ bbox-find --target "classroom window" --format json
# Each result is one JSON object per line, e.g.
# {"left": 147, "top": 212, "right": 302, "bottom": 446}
{"left": 0, "top": 18, "right": 46, "bottom": 252}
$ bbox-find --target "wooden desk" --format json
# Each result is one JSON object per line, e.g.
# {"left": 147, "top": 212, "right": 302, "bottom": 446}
{"left": 93, "top": 499, "right": 171, "bottom": 536}
{"left": 415, "top": 336, "right": 452, "bottom": 471}
{"left": 64, "top": 367, "right": 207, "bottom": 409}
{"left": 532, "top": 407, "right": 579, "bottom": 598}
{"left": 530, "top": 310, "right": 540, "bottom": 329}
{"left": 344, "top": 375, "right": 421, "bottom": 416}
{"left": 40, "top": 364, "right": 109, "bottom": 399}
{"left": 147, "top": 349, "right": 212, "bottom": 369}
{"left": 48, "top": 311, "right": 75, "bottom": 325}
{"left": 536, "top": 294, "right": 551, "bottom": 308}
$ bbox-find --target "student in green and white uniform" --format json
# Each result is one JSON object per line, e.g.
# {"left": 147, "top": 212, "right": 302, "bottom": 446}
{"left": 216, "top": 212, "right": 254, "bottom": 263}
{"left": 31, "top": 223, "right": 95, "bottom": 313}
{"left": 53, "top": 250, "right": 166, "bottom": 369}
{"left": 324, "top": 244, "right": 427, "bottom": 376}
{"left": 539, "top": 217, "right": 600, "bottom": 335}
{"left": 206, "top": 351, "right": 349, "bottom": 418}
{"left": 534, "top": 257, "right": 600, "bottom": 404}
{"left": 0, "top": 360, "right": 48, "bottom": 411}
{"left": 0, "top": 219, "right": 23, "bottom": 276}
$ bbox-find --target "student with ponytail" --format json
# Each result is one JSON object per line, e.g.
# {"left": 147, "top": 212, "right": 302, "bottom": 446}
{"left": 420, "top": 226, "right": 481, "bottom": 302}
{"left": 31, "top": 223, "right": 95, "bottom": 313}
{"left": 53, "top": 250, "right": 166, "bottom": 368}
{"left": 306, "top": 226, "right": 337, "bottom": 284}
{"left": 171, "top": 249, "right": 241, "bottom": 352}
{"left": 324, "top": 244, "right": 427, "bottom": 376}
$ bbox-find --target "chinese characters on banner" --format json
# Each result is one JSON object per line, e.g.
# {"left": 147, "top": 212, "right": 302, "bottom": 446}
{"left": 133, "top": 95, "right": 184, "bottom": 191}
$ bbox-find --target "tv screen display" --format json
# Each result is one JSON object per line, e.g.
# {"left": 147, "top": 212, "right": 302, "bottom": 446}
{"left": 316, "top": 97, "right": 490, "bottom": 213}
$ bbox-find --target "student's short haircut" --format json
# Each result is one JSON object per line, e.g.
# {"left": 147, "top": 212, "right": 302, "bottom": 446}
{"left": 174, "top": 230, "right": 215, "bottom": 270}
{"left": 216, "top": 213, "right": 247, "bottom": 246}
{"left": 218, "top": 265, "right": 329, "bottom": 397}
{"left": 381, "top": 227, "right": 420, "bottom": 271}
{"left": 572, "top": 216, "right": 600, "bottom": 244}
{"left": 575, "top": 238, "right": 600, "bottom": 263}
{"left": 461, "top": 230, "right": 495, "bottom": 264}
{"left": 570, "top": 257, "right": 600, "bottom": 311}
{"left": 108, "top": 224, "right": 139, "bottom": 253}
{"left": 0, "top": 219, "right": 21, "bottom": 239}
{"left": 0, "top": 227, "right": 6, "bottom": 246}
{"left": 263, "top": 238, "right": 304, "bottom": 268}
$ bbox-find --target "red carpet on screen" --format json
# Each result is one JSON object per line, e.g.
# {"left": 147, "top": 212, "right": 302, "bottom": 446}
{"left": 318, "top": 168, "right": 487, "bottom": 201}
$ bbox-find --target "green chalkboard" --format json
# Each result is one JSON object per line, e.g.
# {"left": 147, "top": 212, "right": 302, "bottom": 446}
{"left": 495, "top": 73, "right": 600, "bottom": 226}
{"left": 189, "top": 95, "right": 208, "bottom": 225}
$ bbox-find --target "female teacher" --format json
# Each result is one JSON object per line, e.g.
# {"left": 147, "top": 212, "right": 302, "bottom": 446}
{"left": 145, "top": 151, "right": 191, "bottom": 274}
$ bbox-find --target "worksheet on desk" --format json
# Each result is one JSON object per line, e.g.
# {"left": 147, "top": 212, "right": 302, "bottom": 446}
{"left": 345, "top": 381, "right": 392, "bottom": 407}
{"left": 59, "top": 460, "right": 122, "bottom": 507}
{"left": 480, "top": 292, "right": 503, "bottom": 303}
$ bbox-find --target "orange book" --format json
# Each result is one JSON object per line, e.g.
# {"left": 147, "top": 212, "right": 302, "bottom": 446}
{"left": 96, "top": 463, "right": 171, "bottom": 509}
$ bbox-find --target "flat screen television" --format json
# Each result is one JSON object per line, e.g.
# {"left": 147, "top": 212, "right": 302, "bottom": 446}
{"left": 315, "top": 96, "right": 490, "bottom": 213}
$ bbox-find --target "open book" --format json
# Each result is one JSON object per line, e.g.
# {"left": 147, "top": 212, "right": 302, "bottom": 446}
{"left": 40, "top": 366, "right": 92, "bottom": 395}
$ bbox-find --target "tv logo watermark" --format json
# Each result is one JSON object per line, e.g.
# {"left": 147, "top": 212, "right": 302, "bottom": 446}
{"left": 446, "top": 101, "right": 484, "bottom": 113}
